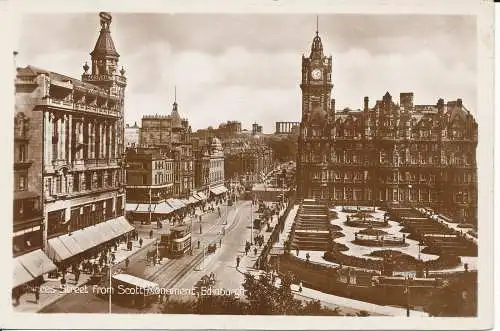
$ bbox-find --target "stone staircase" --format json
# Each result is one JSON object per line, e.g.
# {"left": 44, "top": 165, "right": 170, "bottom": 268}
{"left": 290, "top": 199, "right": 330, "bottom": 251}
{"left": 388, "top": 207, "right": 478, "bottom": 257}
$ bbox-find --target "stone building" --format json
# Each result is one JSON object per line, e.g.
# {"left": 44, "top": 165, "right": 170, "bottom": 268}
{"left": 125, "top": 147, "right": 181, "bottom": 224}
{"left": 297, "top": 29, "right": 478, "bottom": 224}
{"left": 14, "top": 13, "right": 132, "bottom": 268}
{"left": 125, "top": 122, "right": 140, "bottom": 147}
{"left": 139, "top": 99, "right": 194, "bottom": 198}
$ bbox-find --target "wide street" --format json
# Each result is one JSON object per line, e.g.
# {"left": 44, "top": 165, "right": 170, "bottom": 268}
{"left": 40, "top": 200, "right": 255, "bottom": 313}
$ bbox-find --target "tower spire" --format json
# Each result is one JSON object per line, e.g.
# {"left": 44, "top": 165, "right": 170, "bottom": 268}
{"left": 174, "top": 85, "right": 177, "bottom": 103}
{"left": 316, "top": 15, "right": 319, "bottom": 36}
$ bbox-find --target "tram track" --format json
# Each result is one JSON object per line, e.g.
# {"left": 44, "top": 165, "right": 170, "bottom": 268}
{"left": 146, "top": 201, "right": 250, "bottom": 288}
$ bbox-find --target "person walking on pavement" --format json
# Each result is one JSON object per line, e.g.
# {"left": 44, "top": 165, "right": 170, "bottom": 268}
{"left": 139, "top": 237, "right": 143, "bottom": 248}
{"left": 125, "top": 258, "right": 130, "bottom": 270}
{"left": 34, "top": 286, "right": 40, "bottom": 304}
{"left": 75, "top": 268, "right": 80, "bottom": 284}
{"left": 149, "top": 229, "right": 153, "bottom": 239}
{"left": 254, "top": 247, "right": 258, "bottom": 256}
{"left": 236, "top": 256, "right": 240, "bottom": 268}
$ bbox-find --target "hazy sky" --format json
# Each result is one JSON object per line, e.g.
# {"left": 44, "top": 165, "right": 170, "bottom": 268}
{"left": 15, "top": 13, "right": 476, "bottom": 133}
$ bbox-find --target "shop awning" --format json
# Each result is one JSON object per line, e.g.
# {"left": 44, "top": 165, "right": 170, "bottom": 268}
{"left": 197, "top": 192, "right": 207, "bottom": 200}
{"left": 47, "top": 217, "right": 135, "bottom": 262}
{"left": 16, "top": 249, "right": 57, "bottom": 280}
{"left": 155, "top": 202, "right": 174, "bottom": 214}
{"left": 71, "top": 228, "right": 99, "bottom": 252}
{"left": 58, "top": 234, "right": 85, "bottom": 256}
{"left": 188, "top": 196, "right": 198, "bottom": 204}
{"left": 135, "top": 204, "right": 152, "bottom": 213}
{"left": 181, "top": 198, "right": 190, "bottom": 206}
{"left": 210, "top": 185, "right": 228, "bottom": 195}
{"left": 176, "top": 199, "right": 187, "bottom": 208}
{"left": 126, "top": 203, "right": 138, "bottom": 212}
{"left": 47, "top": 237, "right": 73, "bottom": 262}
{"left": 14, "top": 259, "right": 34, "bottom": 288}
{"left": 94, "top": 222, "right": 117, "bottom": 242}
{"left": 167, "top": 198, "right": 186, "bottom": 210}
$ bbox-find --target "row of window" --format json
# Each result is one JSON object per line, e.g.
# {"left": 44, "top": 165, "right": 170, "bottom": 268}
{"left": 304, "top": 127, "right": 474, "bottom": 140}
{"left": 47, "top": 198, "right": 124, "bottom": 236}
{"left": 45, "top": 170, "right": 120, "bottom": 196}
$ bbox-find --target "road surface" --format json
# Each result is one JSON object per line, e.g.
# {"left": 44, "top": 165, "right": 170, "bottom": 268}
{"left": 40, "top": 200, "right": 252, "bottom": 313}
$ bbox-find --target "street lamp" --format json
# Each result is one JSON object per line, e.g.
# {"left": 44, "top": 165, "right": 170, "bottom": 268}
{"left": 107, "top": 253, "right": 114, "bottom": 314}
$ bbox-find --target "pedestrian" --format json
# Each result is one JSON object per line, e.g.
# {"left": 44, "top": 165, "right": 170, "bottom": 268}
{"left": 13, "top": 287, "right": 21, "bottom": 306}
{"left": 125, "top": 258, "right": 130, "bottom": 270}
{"left": 149, "top": 229, "right": 153, "bottom": 239}
{"left": 139, "top": 237, "right": 143, "bottom": 248}
{"left": 75, "top": 269, "right": 80, "bottom": 284}
{"left": 219, "top": 238, "right": 222, "bottom": 247}
{"left": 60, "top": 276, "right": 66, "bottom": 290}
{"left": 254, "top": 247, "right": 257, "bottom": 256}
{"left": 34, "top": 286, "right": 40, "bottom": 304}
{"left": 236, "top": 256, "right": 240, "bottom": 268}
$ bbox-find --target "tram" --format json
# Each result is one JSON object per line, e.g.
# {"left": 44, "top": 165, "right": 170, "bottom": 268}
{"left": 158, "top": 225, "right": 192, "bottom": 258}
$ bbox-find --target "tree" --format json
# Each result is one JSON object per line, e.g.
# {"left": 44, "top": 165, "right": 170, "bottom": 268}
{"left": 266, "top": 135, "right": 298, "bottom": 163}
{"left": 426, "top": 273, "right": 477, "bottom": 317}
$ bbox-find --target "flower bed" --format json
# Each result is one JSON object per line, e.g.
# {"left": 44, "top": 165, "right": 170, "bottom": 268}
{"left": 323, "top": 249, "right": 460, "bottom": 271}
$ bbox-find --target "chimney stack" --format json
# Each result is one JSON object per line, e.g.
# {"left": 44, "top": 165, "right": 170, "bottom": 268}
{"left": 364, "top": 96, "right": 369, "bottom": 111}
{"left": 457, "top": 99, "right": 463, "bottom": 107}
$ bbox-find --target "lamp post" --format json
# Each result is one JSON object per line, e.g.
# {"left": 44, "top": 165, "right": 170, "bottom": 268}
{"left": 405, "top": 275, "right": 410, "bottom": 317}
{"left": 108, "top": 253, "right": 113, "bottom": 314}
{"left": 250, "top": 202, "right": 254, "bottom": 244}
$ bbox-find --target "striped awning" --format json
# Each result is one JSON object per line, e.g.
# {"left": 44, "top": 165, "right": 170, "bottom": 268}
{"left": 135, "top": 204, "right": 152, "bottom": 213}
{"left": 14, "top": 249, "right": 57, "bottom": 287}
{"left": 197, "top": 192, "right": 207, "bottom": 200}
{"left": 47, "top": 217, "right": 135, "bottom": 262}
{"left": 188, "top": 196, "right": 198, "bottom": 204}
{"left": 14, "top": 259, "right": 34, "bottom": 288}
{"left": 126, "top": 203, "right": 139, "bottom": 212}
{"left": 210, "top": 185, "right": 228, "bottom": 195}
{"left": 155, "top": 202, "right": 174, "bottom": 214}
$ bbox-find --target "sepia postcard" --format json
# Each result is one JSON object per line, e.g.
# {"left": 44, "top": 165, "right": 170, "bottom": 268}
{"left": 0, "top": 0, "right": 495, "bottom": 329}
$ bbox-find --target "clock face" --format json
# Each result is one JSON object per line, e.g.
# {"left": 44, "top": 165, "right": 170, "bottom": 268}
{"left": 311, "top": 69, "right": 322, "bottom": 80}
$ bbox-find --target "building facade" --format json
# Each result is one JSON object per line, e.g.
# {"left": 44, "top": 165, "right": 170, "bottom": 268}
{"left": 125, "top": 147, "right": 174, "bottom": 203}
{"left": 125, "top": 122, "right": 140, "bottom": 147}
{"left": 15, "top": 13, "right": 129, "bottom": 261}
{"left": 297, "top": 30, "right": 478, "bottom": 224}
{"left": 139, "top": 101, "right": 194, "bottom": 198}
{"left": 13, "top": 109, "right": 44, "bottom": 257}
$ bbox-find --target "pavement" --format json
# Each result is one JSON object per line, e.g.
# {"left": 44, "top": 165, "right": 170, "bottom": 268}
{"left": 12, "top": 236, "right": 157, "bottom": 313}
{"left": 37, "top": 200, "right": 249, "bottom": 313}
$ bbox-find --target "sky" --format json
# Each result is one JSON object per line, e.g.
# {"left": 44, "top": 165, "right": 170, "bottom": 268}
{"left": 15, "top": 13, "right": 476, "bottom": 133}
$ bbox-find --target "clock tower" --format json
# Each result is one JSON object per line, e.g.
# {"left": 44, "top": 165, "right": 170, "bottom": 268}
{"left": 297, "top": 26, "right": 335, "bottom": 201}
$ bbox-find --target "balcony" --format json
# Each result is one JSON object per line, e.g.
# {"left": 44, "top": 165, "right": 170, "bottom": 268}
{"left": 37, "top": 97, "right": 73, "bottom": 110}
{"left": 14, "top": 160, "right": 33, "bottom": 170}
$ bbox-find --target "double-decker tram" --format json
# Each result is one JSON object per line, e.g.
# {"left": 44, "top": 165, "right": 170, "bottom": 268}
{"left": 158, "top": 225, "right": 192, "bottom": 258}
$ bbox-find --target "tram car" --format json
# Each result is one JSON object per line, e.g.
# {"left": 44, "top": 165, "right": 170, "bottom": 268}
{"left": 158, "top": 225, "right": 192, "bottom": 258}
